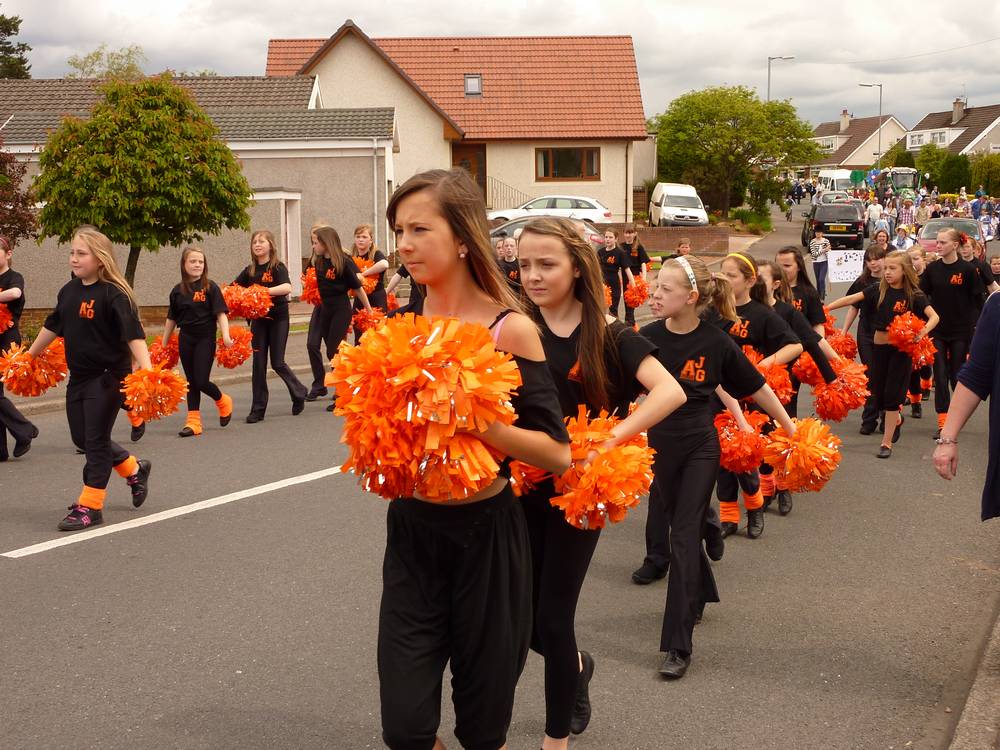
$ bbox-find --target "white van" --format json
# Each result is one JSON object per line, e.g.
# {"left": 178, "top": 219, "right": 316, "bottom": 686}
{"left": 648, "top": 183, "right": 709, "bottom": 227}
{"left": 817, "top": 169, "right": 855, "bottom": 193}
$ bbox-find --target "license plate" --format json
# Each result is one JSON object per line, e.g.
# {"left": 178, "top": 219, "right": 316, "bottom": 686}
{"left": 828, "top": 224, "right": 847, "bottom": 232}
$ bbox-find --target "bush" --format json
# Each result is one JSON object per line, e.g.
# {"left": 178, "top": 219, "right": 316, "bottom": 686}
{"left": 939, "top": 154, "right": 972, "bottom": 193}
{"left": 729, "top": 208, "right": 772, "bottom": 233}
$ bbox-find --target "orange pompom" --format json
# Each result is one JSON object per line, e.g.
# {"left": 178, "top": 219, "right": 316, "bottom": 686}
{"left": 329, "top": 314, "right": 522, "bottom": 501}
{"left": 813, "top": 359, "right": 869, "bottom": 422}
{"left": 121, "top": 365, "right": 187, "bottom": 421}
{"left": 791, "top": 353, "right": 823, "bottom": 387}
{"left": 509, "top": 460, "right": 552, "bottom": 496}
{"left": 0, "top": 338, "right": 68, "bottom": 397}
{"left": 223, "top": 284, "right": 273, "bottom": 319}
{"left": 886, "top": 311, "right": 925, "bottom": 356}
{"left": 742, "top": 346, "right": 794, "bottom": 404}
{"left": 386, "top": 292, "right": 400, "bottom": 311}
{"left": 827, "top": 331, "right": 858, "bottom": 360}
{"left": 300, "top": 268, "right": 321, "bottom": 306}
{"left": 822, "top": 308, "right": 838, "bottom": 337}
{"left": 352, "top": 307, "right": 386, "bottom": 334}
{"left": 623, "top": 277, "right": 650, "bottom": 308}
{"left": 149, "top": 333, "right": 179, "bottom": 369}
{"left": 763, "top": 417, "right": 842, "bottom": 493}
{"left": 548, "top": 406, "right": 655, "bottom": 530}
{"left": 215, "top": 325, "right": 253, "bottom": 369}
{"left": 603, "top": 284, "right": 612, "bottom": 307}
{"left": 353, "top": 258, "right": 379, "bottom": 295}
{"left": 0, "top": 303, "right": 12, "bottom": 333}
{"left": 911, "top": 336, "right": 937, "bottom": 370}
{"left": 714, "top": 409, "right": 770, "bottom": 473}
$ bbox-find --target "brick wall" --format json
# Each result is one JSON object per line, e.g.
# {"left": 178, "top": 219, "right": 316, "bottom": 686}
{"left": 595, "top": 223, "right": 730, "bottom": 255}
{"left": 18, "top": 305, "right": 170, "bottom": 335}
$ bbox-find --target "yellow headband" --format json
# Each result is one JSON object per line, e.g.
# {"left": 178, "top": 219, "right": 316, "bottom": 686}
{"left": 726, "top": 252, "right": 757, "bottom": 274}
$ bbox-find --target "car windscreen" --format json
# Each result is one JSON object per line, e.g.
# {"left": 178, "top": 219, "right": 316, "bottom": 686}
{"left": 919, "top": 220, "right": 980, "bottom": 239}
{"left": 664, "top": 195, "right": 702, "bottom": 208}
{"left": 816, "top": 206, "right": 860, "bottom": 221}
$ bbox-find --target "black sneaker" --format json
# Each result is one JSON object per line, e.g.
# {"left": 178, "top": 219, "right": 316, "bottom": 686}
{"left": 911, "top": 402, "right": 922, "bottom": 419}
{"left": 892, "top": 415, "right": 904, "bottom": 444}
{"left": 631, "top": 561, "right": 667, "bottom": 585}
{"left": 246, "top": 413, "right": 264, "bottom": 424}
{"left": 704, "top": 526, "right": 725, "bottom": 561}
{"left": 658, "top": 649, "right": 691, "bottom": 680}
{"left": 13, "top": 425, "right": 39, "bottom": 458}
{"left": 304, "top": 387, "right": 328, "bottom": 402}
{"left": 746, "top": 509, "right": 765, "bottom": 539}
{"left": 777, "top": 490, "right": 793, "bottom": 516}
{"left": 58, "top": 505, "right": 103, "bottom": 531}
{"left": 859, "top": 423, "right": 876, "bottom": 435}
{"left": 762, "top": 494, "right": 774, "bottom": 511}
{"left": 130, "top": 421, "right": 145, "bottom": 442}
{"left": 292, "top": 397, "right": 305, "bottom": 416}
{"left": 326, "top": 403, "right": 335, "bottom": 412}
{"left": 922, "top": 391, "right": 930, "bottom": 402}
{"left": 569, "top": 651, "right": 595, "bottom": 735}
{"left": 877, "top": 445, "right": 892, "bottom": 459}
{"left": 720, "top": 521, "right": 738, "bottom": 538}
{"left": 127, "top": 459, "right": 152, "bottom": 508}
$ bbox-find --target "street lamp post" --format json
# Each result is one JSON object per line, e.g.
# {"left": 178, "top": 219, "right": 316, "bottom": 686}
{"left": 767, "top": 56, "right": 795, "bottom": 102}
{"left": 859, "top": 82, "right": 884, "bottom": 165}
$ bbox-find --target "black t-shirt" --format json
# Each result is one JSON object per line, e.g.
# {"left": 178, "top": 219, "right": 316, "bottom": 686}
{"left": 598, "top": 246, "right": 628, "bottom": 285}
{"left": 848, "top": 275, "right": 880, "bottom": 336}
{"left": 234, "top": 262, "right": 291, "bottom": 319}
{"left": 640, "top": 319, "right": 765, "bottom": 436}
{"left": 861, "top": 285, "right": 931, "bottom": 331}
{"left": 167, "top": 280, "right": 227, "bottom": 339}
{"left": 497, "top": 258, "right": 521, "bottom": 291}
{"left": 621, "top": 242, "right": 651, "bottom": 274}
{"left": 43, "top": 278, "right": 145, "bottom": 381}
{"left": 919, "top": 258, "right": 984, "bottom": 339}
{"left": 395, "top": 264, "right": 424, "bottom": 304}
{"left": 701, "top": 307, "right": 735, "bottom": 333}
{"left": 540, "top": 318, "right": 655, "bottom": 419}
{"left": 729, "top": 300, "right": 799, "bottom": 356}
{"left": 0, "top": 268, "right": 26, "bottom": 324}
{"left": 773, "top": 300, "right": 822, "bottom": 346}
{"left": 790, "top": 284, "right": 825, "bottom": 327}
{"left": 314, "top": 256, "right": 362, "bottom": 302}
{"left": 356, "top": 250, "right": 388, "bottom": 290}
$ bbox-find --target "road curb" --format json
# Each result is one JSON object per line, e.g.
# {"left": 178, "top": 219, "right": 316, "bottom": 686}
{"left": 948, "top": 602, "right": 1000, "bottom": 750}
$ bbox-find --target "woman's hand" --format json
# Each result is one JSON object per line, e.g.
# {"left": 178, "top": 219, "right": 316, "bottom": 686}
{"left": 933, "top": 443, "right": 958, "bottom": 480}
{"left": 223, "top": 335, "right": 234, "bottom": 348}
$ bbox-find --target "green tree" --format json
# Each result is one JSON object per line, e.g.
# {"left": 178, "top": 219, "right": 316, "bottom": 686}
{"left": 652, "top": 86, "right": 819, "bottom": 217}
{"left": 0, "top": 134, "right": 37, "bottom": 242}
{"left": 938, "top": 154, "right": 972, "bottom": 193}
{"left": 916, "top": 143, "right": 948, "bottom": 186}
{"left": 893, "top": 149, "right": 915, "bottom": 168}
{"left": 66, "top": 43, "right": 145, "bottom": 79}
{"left": 970, "top": 153, "right": 1000, "bottom": 197}
{"left": 0, "top": 8, "right": 31, "bottom": 78}
{"left": 876, "top": 140, "right": 907, "bottom": 168}
{"left": 34, "top": 74, "right": 252, "bottom": 285}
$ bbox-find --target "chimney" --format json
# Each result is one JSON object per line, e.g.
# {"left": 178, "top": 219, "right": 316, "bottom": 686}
{"left": 952, "top": 98, "right": 966, "bottom": 125}
{"left": 840, "top": 108, "right": 851, "bottom": 132}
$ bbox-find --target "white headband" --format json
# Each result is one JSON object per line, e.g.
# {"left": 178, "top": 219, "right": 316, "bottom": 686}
{"left": 675, "top": 256, "right": 698, "bottom": 289}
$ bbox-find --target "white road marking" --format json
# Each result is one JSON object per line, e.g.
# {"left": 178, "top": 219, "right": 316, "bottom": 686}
{"left": 2, "top": 466, "right": 344, "bottom": 559}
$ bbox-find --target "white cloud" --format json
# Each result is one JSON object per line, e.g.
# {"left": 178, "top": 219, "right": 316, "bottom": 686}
{"left": 9, "top": 0, "right": 1000, "bottom": 128}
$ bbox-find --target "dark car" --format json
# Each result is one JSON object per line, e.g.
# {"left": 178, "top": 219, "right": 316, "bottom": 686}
{"left": 490, "top": 216, "right": 605, "bottom": 252}
{"left": 801, "top": 203, "right": 864, "bottom": 249}
{"left": 847, "top": 199, "right": 867, "bottom": 236}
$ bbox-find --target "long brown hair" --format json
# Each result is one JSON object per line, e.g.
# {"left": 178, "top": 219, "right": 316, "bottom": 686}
{"left": 247, "top": 229, "right": 279, "bottom": 273}
{"left": 757, "top": 260, "right": 792, "bottom": 304}
{"left": 724, "top": 252, "right": 766, "bottom": 302}
{"left": 352, "top": 223, "right": 377, "bottom": 259}
{"left": 776, "top": 246, "right": 815, "bottom": 291}
{"left": 664, "top": 256, "right": 738, "bottom": 322}
{"left": 313, "top": 226, "right": 349, "bottom": 277}
{"left": 72, "top": 226, "right": 138, "bottom": 311}
{"left": 859, "top": 244, "right": 887, "bottom": 285}
{"left": 179, "top": 246, "right": 211, "bottom": 296}
{"left": 519, "top": 216, "right": 616, "bottom": 411}
{"left": 386, "top": 168, "right": 521, "bottom": 311}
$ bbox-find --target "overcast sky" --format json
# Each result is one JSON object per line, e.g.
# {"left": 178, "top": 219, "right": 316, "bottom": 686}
{"left": 8, "top": 0, "right": 1000, "bottom": 129}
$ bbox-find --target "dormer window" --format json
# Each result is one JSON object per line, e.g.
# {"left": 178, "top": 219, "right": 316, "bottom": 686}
{"left": 464, "top": 74, "right": 482, "bottom": 97}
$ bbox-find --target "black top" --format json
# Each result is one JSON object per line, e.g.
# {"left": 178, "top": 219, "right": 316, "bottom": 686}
{"left": 234, "top": 261, "right": 290, "bottom": 319}
{"left": 0, "top": 268, "right": 26, "bottom": 325}
{"left": 848, "top": 275, "right": 880, "bottom": 336}
{"left": 395, "top": 263, "right": 424, "bottom": 304}
{"left": 539, "top": 318, "right": 655, "bottom": 419}
{"left": 314, "top": 256, "right": 362, "bottom": 302}
{"left": 621, "top": 242, "right": 651, "bottom": 274}
{"left": 43, "top": 278, "right": 145, "bottom": 381}
{"left": 790, "top": 284, "right": 825, "bottom": 327}
{"left": 497, "top": 258, "right": 521, "bottom": 292}
{"left": 702, "top": 307, "right": 735, "bottom": 333}
{"left": 640, "top": 319, "right": 765, "bottom": 435}
{"left": 729, "top": 300, "right": 800, "bottom": 356}
{"left": 919, "top": 258, "right": 985, "bottom": 339}
{"left": 774, "top": 299, "right": 836, "bottom": 383}
{"left": 598, "top": 245, "right": 628, "bottom": 284}
{"left": 355, "top": 250, "right": 388, "bottom": 290}
{"left": 861, "top": 285, "right": 931, "bottom": 331}
{"left": 167, "top": 280, "right": 227, "bottom": 339}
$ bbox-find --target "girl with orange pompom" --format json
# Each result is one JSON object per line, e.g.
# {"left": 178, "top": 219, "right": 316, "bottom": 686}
{"left": 377, "top": 169, "right": 572, "bottom": 750}
{"left": 715, "top": 253, "right": 802, "bottom": 537}
{"left": 516, "top": 217, "right": 686, "bottom": 744}
{"left": 233, "top": 230, "right": 308, "bottom": 423}
{"left": 0, "top": 235, "right": 38, "bottom": 461}
{"left": 828, "top": 250, "right": 939, "bottom": 457}
{"left": 621, "top": 223, "right": 650, "bottom": 327}
{"left": 906, "top": 245, "right": 933, "bottom": 416}
{"left": 25, "top": 227, "right": 153, "bottom": 531}
{"left": 641, "top": 255, "right": 795, "bottom": 680}
{"left": 161, "top": 246, "right": 234, "bottom": 437}
{"left": 350, "top": 223, "right": 388, "bottom": 343}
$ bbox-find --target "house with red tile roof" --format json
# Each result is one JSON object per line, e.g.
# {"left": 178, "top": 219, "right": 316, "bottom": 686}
{"left": 792, "top": 109, "right": 907, "bottom": 177}
{"left": 266, "top": 20, "right": 648, "bottom": 220}
{"left": 905, "top": 98, "right": 1000, "bottom": 155}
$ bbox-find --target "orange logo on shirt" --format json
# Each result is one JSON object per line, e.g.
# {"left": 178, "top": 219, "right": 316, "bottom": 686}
{"left": 325, "top": 268, "right": 336, "bottom": 280}
{"left": 893, "top": 300, "right": 908, "bottom": 313}
{"left": 950, "top": 273, "right": 964, "bottom": 285}
{"left": 631, "top": 249, "right": 639, "bottom": 257}
{"left": 508, "top": 269, "right": 519, "bottom": 281}
{"left": 78, "top": 300, "right": 94, "bottom": 319}
{"left": 192, "top": 290, "right": 206, "bottom": 302}
{"left": 679, "top": 356, "right": 707, "bottom": 383}
{"left": 792, "top": 299, "right": 803, "bottom": 311}
{"left": 261, "top": 271, "right": 273, "bottom": 283}
{"left": 731, "top": 319, "right": 750, "bottom": 340}
{"left": 605, "top": 256, "right": 616, "bottom": 265}
{"left": 568, "top": 360, "right": 582, "bottom": 382}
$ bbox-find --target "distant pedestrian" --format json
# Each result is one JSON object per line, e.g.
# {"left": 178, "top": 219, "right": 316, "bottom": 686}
{"left": 807, "top": 229, "right": 832, "bottom": 301}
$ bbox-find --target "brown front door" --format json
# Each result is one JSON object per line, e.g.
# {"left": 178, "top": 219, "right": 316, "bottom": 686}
{"left": 452, "top": 143, "right": 487, "bottom": 196}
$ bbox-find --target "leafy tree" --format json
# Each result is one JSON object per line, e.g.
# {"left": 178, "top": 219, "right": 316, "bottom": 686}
{"left": 34, "top": 74, "right": 252, "bottom": 285}
{"left": 893, "top": 149, "right": 915, "bottom": 168}
{"left": 970, "top": 153, "right": 1000, "bottom": 197}
{"left": 0, "top": 134, "right": 37, "bottom": 242}
{"left": 938, "top": 154, "right": 972, "bottom": 193}
{"left": 652, "top": 86, "right": 819, "bottom": 217}
{"left": 875, "top": 140, "right": 907, "bottom": 169}
{"left": 916, "top": 143, "right": 948, "bottom": 186}
{"left": 0, "top": 8, "right": 30, "bottom": 78}
{"left": 66, "top": 43, "right": 145, "bottom": 79}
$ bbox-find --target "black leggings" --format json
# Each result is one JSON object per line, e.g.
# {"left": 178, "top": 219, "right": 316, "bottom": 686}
{"left": 0, "top": 327, "right": 35, "bottom": 458}
{"left": 604, "top": 276, "right": 622, "bottom": 318}
{"left": 871, "top": 343, "right": 912, "bottom": 412}
{"left": 378, "top": 487, "right": 531, "bottom": 750}
{"left": 67, "top": 373, "right": 130, "bottom": 490}
{"left": 857, "top": 328, "right": 879, "bottom": 428}
{"left": 249, "top": 315, "right": 306, "bottom": 416}
{"left": 306, "top": 297, "right": 353, "bottom": 389}
{"left": 932, "top": 336, "right": 970, "bottom": 415}
{"left": 521, "top": 480, "right": 600, "bottom": 740}
{"left": 179, "top": 333, "right": 221, "bottom": 411}
{"left": 909, "top": 364, "right": 932, "bottom": 398}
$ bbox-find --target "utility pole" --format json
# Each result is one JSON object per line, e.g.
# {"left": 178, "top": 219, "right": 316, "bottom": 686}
{"left": 859, "top": 82, "right": 884, "bottom": 164}
{"left": 767, "top": 56, "right": 795, "bottom": 103}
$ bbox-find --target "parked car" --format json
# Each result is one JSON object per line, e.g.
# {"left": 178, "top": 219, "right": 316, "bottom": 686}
{"left": 801, "top": 203, "right": 864, "bottom": 249}
{"left": 648, "top": 182, "right": 709, "bottom": 227}
{"left": 486, "top": 195, "right": 612, "bottom": 224}
{"left": 490, "top": 216, "right": 605, "bottom": 252}
{"left": 819, "top": 190, "right": 852, "bottom": 204}
{"left": 847, "top": 198, "right": 868, "bottom": 236}
{"left": 917, "top": 218, "right": 988, "bottom": 253}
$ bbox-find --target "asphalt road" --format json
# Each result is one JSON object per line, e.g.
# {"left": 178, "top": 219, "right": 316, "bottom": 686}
{"left": 1, "top": 209, "right": 998, "bottom": 749}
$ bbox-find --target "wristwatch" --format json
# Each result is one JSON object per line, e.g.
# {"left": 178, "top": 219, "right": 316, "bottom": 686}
{"left": 935, "top": 437, "right": 958, "bottom": 445}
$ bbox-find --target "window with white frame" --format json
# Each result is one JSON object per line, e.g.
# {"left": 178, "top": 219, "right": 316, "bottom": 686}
{"left": 910, "top": 133, "right": 924, "bottom": 147}
{"left": 818, "top": 137, "right": 835, "bottom": 152}
{"left": 464, "top": 74, "right": 482, "bottom": 97}
{"left": 931, "top": 131, "right": 946, "bottom": 145}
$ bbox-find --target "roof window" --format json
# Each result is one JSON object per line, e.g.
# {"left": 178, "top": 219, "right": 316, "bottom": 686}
{"left": 464, "top": 74, "right": 482, "bottom": 97}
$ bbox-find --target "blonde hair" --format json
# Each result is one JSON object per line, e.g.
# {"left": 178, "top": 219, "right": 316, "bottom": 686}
{"left": 352, "top": 224, "right": 377, "bottom": 258}
{"left": 72, "top": 226, "right": 138, "bottom": 311}
{"left": 664, "top": 255, "right": 738, "bottom": 323}
{"left": 878, "top": 250, "right": 921, "bottom": 308}
{"left": 248, "top": 229, "right": 279, "bottom": 272}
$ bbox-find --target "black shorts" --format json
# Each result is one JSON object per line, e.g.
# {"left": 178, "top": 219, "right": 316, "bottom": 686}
{"left": 378, "top": 486, "right": 531, "bottom": 750}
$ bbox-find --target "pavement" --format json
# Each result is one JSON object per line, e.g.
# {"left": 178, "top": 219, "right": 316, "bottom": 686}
{"left": 1, "top": 207, "right": 998, "bottom": 749}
